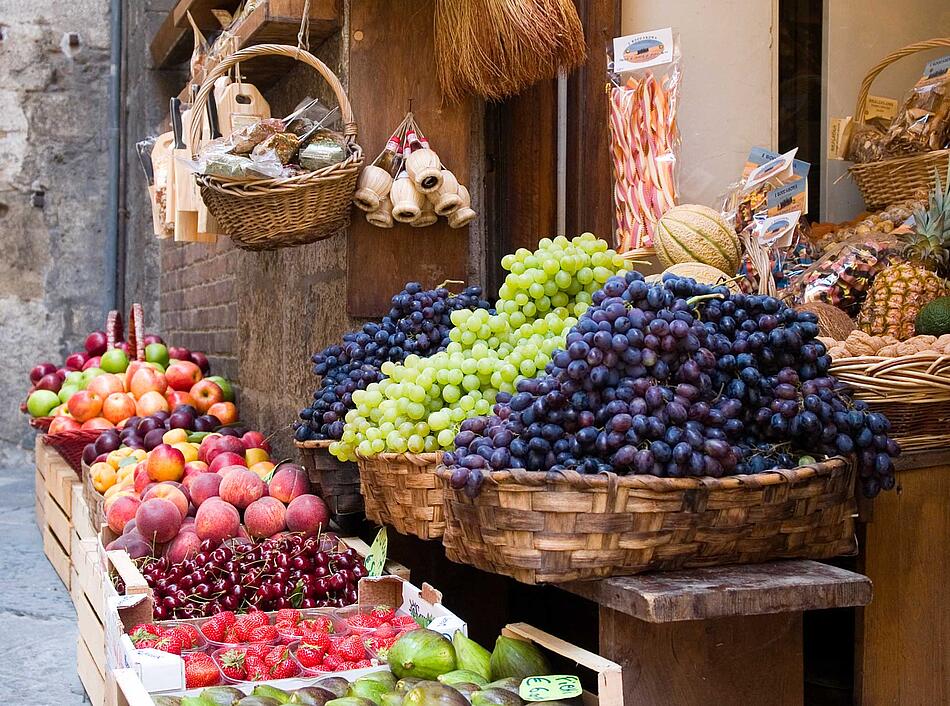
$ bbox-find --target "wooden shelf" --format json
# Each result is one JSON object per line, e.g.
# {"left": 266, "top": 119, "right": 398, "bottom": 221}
{"left": 151, "top": 0, "right": 341, "bottom": 87}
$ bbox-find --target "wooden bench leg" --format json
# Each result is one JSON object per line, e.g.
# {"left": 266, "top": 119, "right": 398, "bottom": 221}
{"left": 600, "top": 606, "right": 804, "bottom": 706}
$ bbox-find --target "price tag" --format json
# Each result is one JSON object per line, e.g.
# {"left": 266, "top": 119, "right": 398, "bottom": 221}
{"left": 519, "top": 675, "right": 582, "bottom": 702}
{"left": 365, "top": 527, "right": 388, "bottom": 577}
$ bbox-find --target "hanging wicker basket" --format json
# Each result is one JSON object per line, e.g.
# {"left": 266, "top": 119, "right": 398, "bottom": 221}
{"left": 189, "top": 44, "right": 363, "bottom": 251}
{"left": 847, "top": 38, "right": 950, "bottom": 209}
{"left": 356, "top": 451, "right": 444, "bottom": 539}
{"left": 437, "top": 459, "right": 857, "bottom": 584}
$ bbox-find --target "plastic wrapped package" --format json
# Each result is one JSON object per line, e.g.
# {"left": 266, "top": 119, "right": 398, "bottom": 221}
{"left": 738, "top": 211, "right": 814, "bottom": 295}
{"left": 883, "top": 56, "right": 950, "bottom": 156}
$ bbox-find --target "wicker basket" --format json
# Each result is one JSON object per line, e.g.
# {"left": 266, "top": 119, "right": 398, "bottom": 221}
{"left": 44, "top": 430, "right": 102, "bottom": 475}
{"left": 82, "top": 460, "right": 106, "bottom": 531}
{"left": 189, "top": 44, "right": 363, "bottom": 251}
{"left": 830, "top": 352, "right": 950, "bottom": 451}
{"left": 295, "top": 440, "right": 364, "bottom": 524}
{"left": 437, "top": 459, "right": 857, "bottom": 584}
{"left": 356, "top": 451, "right": 444, "bottom": 539}
{"left": 847, "top": 38, "right": 950, "bottom": 209}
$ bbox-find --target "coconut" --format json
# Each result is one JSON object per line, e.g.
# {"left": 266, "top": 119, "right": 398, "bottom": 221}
{"left": 795, "top": 302, "right": 856, "bottom": 341}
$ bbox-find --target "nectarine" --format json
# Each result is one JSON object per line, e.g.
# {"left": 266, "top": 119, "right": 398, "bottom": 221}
{"left": 194, "top": 498, "right": 240, "bottom": 542}
{"left": 146, "top": 444, "right": 186, "bottom": 482}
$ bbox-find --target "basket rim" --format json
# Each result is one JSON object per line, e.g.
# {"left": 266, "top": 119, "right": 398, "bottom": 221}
{"left": 435, "top": 457, "right": 849, "bottom": 491}
{"left": 355, "top": 450, "right": 443, "bottom": 466}
{"left": 848, "top": 148, "right": 950, "bottom": 174}
{"left": 294, "top": 439, "right": 334, "bottom": 449}
{"left": 196, "top": 149, "right": 363, "bottom": 195}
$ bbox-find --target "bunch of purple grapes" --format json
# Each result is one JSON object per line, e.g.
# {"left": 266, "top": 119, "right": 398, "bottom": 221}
{"left": 295, "top": 282, "right": 491, "bottom": 442}
{"left": 445, "top": 272, "right": 898, "bottom": 498}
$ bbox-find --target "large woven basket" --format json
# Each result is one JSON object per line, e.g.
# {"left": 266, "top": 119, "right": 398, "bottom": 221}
{"left": 830, "top": 352, "right": 950, "bottom": 451}
{"left": 848, "top": 38, "right": 950, "bottom": 209}
{"left": 295, "top": 440, "right": 364, "bottom": 530}
{"left": 189, "top": 44, "right": 363, "bottom": 251}
{"left": 437, "top": 459, "right": 857, "bottom": 584}
{"left": 356, "top": 451, "right": 444, "bottom": 539}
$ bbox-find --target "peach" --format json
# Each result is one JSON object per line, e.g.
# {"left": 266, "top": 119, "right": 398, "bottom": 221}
{"left": 48, "top": 416, "right": 82, "bottom": 434}
{"left": 244, "top": 496, "right": 286, "bottom": 539}
{"left": 165, "top": 390, "right": 198, "bottom": 409}
{"left": 102, "top": 392, "right": 137, "bottom": 424}
{"left": 67, "top": 390, "right": 103, "bottom": 422}
{"left": 164, "top": 530, "right": 201, "bottom": 563}
{"left": 207, "top": 401, "right": 238, "bottom": 425}
{"left": 136, "top": 390, "right": 170, "bottom": 417}
{"left": 244, "top": 447, "right": 270, "bottom": 467}
{"left": 130, "top": 366, "right": 167, "bottom": 399}
{"left": 285, "top": 494, "right": 330, "bottom": 537}
{"left": 194, "top": 498, "right": 240, "bottom": 542}
{"left": 189, "top": 472, "right": 222, "bottom": 506}
{"left": 146, "top": 444, "right": 186, "bottom": 482}
{"left": 267, "top": 464, "right": 311, "bottom": 504}
{"left": 133, "top": 463, "right": 152, "bottom": 494}
{"left": 82, "top": 417, "right": 114, "bottom": 430}
{"left": 249, "top": 461, "right": 275, "bottom": 480}
{"left": 135, "top": 497, "right": 182, "bottom": 544}
{"left": 143, "top": 483, "right": 189, "bottom": 519}
{"left": 165, "top": 360, "right": 203, "bottom": 392}
{"left": 209, "top": 451, "right": 246, "bottom": 474}
{"left": 218, "top": 468, "right": 265, "bottom": 510}
{"left": 90, "top": 462, "right": 116, "bottom": 493}
{"left": 205, "top": 435, "right": 246, "bottom": 464}
{"left": 190, "top": 379, "right": 224, "bottom": 413}
{"left": 173, "top": 442, "right": 199, "bottom": 463}
{"left": 182, "top": 461, "right": 210, "bottom": 491}
{"left": 106, "top": 494, "right": 141, "bottom": 534}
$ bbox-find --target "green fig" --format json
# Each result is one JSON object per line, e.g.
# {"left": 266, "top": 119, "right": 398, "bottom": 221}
{"left": 179, "top": 698, "right": 206, "bottom": 706}
{"left": 388, "top": 629, "right": 457, "bottom": 680}
{"left": 438, "top": 670, "right": 489, "bottom": 687}
{"left": 253, "top": 685, "right": 292, "bottom": 703}
{"left": 396, "top": 678, "right": 424, "bottom": 694}
{"left": 347, "top": 678, "right": 391, "bottom": 705}
{"left": 489, "top": 636, "right": 550, "bottom": 682}
{"left": 153, "top": 698, "right": 183, "bottom": 706}
{"left": 484, "top": 679, "right": 519, "bottom": 694}
{"left": 237, "top": 698, "right": 281, "bottom": 706}
{"left": 471, "top": 689, "right": 523, "bottom": 706}
{"left": 381, "top": 694, "right": 405, "bottom": 706}
{"left": 403, "top": 683, "right": 470, "bottom": 706}
{"left": 199, "top": 687, "right": 247, "bottom": 705}
{"left": 315, "top": 679, "right": 352, "bottom": 699}
{"left": 290, "top": 688, "right": 336, "bottom": 706}
{"left": 326, "top": 697, "right": 377, "bottom": 706}
{"left": 359, "top": 671, "right": 398, "bottom": 691}
{"left": 452, "top": 633, "right": 492, "bottom": 682}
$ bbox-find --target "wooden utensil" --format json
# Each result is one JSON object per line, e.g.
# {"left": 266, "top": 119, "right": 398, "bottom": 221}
{"left": 215, "top": 74, "right": 271, "bottom": 136}
{"left": 172, "top": 96, "right": 201, "bottom": 242}
{"left": 194, "top": 92, "right": 222, "bottom": 243}
{"left": 142, "top": 133, "right": 174, "bottom": 238}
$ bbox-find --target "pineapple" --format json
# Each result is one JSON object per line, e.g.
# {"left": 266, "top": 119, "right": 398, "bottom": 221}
{"left": 857, "top": 167, "right": 950, "bottom": 339}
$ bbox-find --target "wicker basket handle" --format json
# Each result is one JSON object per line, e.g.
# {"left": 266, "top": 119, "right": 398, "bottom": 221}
{"left": 105, "top": 309, "right": 123, "bottom": 350}
{"left": 189, "top": 43, "right": 357, "bottom": 157}
{"left": 128, "top": 303, "right": 146, "bottom": 362}
{"left": 853, "top": 37, "right": 950, "bottom": 122}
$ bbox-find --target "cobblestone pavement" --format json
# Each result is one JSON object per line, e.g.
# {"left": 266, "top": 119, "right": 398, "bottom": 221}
{"left": 0, "top": 457, "right": 87, "bottom": 703}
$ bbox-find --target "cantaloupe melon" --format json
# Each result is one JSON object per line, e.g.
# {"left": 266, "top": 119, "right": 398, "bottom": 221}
{"left": 662, "top": 263, "right": 741, "bottom": 293}
{"left": 654, "top": 205, "right": 742, "bottom": 274}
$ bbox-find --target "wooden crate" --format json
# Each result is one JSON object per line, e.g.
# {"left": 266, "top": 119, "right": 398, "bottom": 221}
{"left": 36, "top": 437, "right": 82, "bottom": 581}
{"left": 73, "top": 484, "right": 96, "bottom": 540}
{"left": 34, "top": 436, "right": 47, "bottom": 530}
{"left": 77, "top": 633, "right": 105, "bottom": 706}
{"left": 42, "top": 525, "right": 70, "bottom": 589}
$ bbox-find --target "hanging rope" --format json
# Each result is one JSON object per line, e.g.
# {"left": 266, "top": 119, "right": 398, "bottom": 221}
{"left": 297, "top": 0, "right": 312, "bottom": 51}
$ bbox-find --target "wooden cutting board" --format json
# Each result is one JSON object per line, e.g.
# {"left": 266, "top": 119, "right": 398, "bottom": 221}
{"left": 172, "top": 98, "right": 200, "bottom": 242}
{"left": 150, "top": 131, "right": 175, "bottom": 238}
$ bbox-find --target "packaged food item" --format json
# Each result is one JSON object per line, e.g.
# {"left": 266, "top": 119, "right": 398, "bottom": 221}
{"left": 230, "top": 118, "right": 286, "bottom": 154}
{"left": 298, "top": 130, "right": 347, "bottom": 171}
{"left": 722, "top": 148, "right": 810, "bottom": 234}
{"left": 607, "top": 27, "right": 681, "bottom": 253}
{"left": 811, "top": 196, "right": 923, "bottom": 253}
{"left": 253, "top": 132, "right": 300, "bottom": 164}
{"left": 883, "top": 55, "right": 950, "bottom": 156}
{"left": 738, "top": 211, "right": 814, "bottom": 295}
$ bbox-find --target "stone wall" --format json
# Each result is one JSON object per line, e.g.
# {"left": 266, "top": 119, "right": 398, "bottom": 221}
{"left": 0, "top": 0, "right": 112, "bottom": 466}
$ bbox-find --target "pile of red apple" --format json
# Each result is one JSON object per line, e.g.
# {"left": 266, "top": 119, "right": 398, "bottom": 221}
{"left": 105, "top": 430, "right": 330, "bottom": 562}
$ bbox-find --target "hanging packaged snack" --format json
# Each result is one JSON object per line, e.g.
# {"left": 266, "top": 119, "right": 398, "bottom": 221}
{"left": 738, "top": 210, "right": 814, "bottom": 295}
{"left": 722, "top": 147, "right": 810, "bottom": 234}
{"left": 607, "top": 27, "right": 681, "bottom": 254}
{"left": 883, "top": 54, "right": 950, "bottom": 156}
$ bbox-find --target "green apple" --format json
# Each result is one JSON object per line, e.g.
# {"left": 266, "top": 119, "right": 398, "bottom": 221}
{"left": 80, "top": 367, "right": 104, "bottom": 387}
{"left": 58, "top": 383, "right": 80, "bottom": 404}
{"left": 206, "top": 376, "right": 234, "bottom": 402}
{"left": 145, "top": 343, "right": 170, "bottom": 368}
{"left": 100, "top": 348, "right": 129, "bottom": 374}
{"left": 146, "top": 361, "right": 166, "bottom": 374}
{"left": 27, "top": 390, "right": 60, "bottom": 417}
{"left": 65, "top": 370, "right": 83, "bottom": 385}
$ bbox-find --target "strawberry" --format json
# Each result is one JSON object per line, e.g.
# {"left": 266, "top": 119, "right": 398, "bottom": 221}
{"left": 170, "top": 625, "right": 200, "bottom": 649}
{"left": 129, "top": 627, "right": 159, "bottom": 649}
{"left": 374, "top": 623, "right": 397, "bottom": 639}
{"left": 217, "top": 611, "right": 237, "bottom": 628}
{"left": 371, "top": 605, "right": 396, "bottom": 622}
{"left": 218, "top": 649, "right": 247, "bottom": 681}
{"left": 391, "top": 615, "right": 419, "bottom": 629}
{"left": 347, "top": 613, "right": 382, "bottom": 629}
{"left": 352, "top": 659, "right": 372, "bottom": 669}
{"left": 130, "top": 623, "right": 162, "bottom": 637}
{"left": 276, "top": 608, "right": 301, "bottom": 625}
{"left": 305, "top": 631, "right": 333, "bottom": 652}
{"left": 235, "top": 612, "right": 268, "bottom": 641}
{"left": 276, "top": 620, "right": 300, "bottom": 637}
{"left": 271, "top": 656, "right": 300, "bottom": 679}
{"left": 365, "top": 635, "right": 396, "bottom": 659}
{"left": 153, "top": 634, "right": 183, "bottom": 655}
{"left": 321, "top": 653, "right": 344, "bottom": 672}
{"left": 245, "top": 643, "right": 271, "bottom": 659}
{"left": 335, "top": 634, "right": 366, "bottom": 662}
{"left": 296, "top": 642, "right": 326, "bottom": 668}
{"left": 200, "top": 617, "right": 226, "bottom": 642}
{"left": 265, "top": 645, "right": 287, "bottom": 667}
{"left": 248, "top": 624, "right": 279, "bottom": 643}
{"left": 184, "top": 653, "right": 220, "bottom": 688}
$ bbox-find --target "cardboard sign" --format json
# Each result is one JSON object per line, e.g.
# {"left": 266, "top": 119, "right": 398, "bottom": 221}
{"left": 365, "top": 527, "right": 388, "bottom": 577}
{"left": 519, "top": 675, "right": 583, "bottom": 702}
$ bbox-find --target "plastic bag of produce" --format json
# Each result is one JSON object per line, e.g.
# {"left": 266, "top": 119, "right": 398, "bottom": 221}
{"left": 882, "top": 54, "right": 950, "bottom": 156}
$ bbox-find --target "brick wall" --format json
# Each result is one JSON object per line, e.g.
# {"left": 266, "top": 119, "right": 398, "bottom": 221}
{"left": 159, "top": 239, "right": 240, "bottom": 382}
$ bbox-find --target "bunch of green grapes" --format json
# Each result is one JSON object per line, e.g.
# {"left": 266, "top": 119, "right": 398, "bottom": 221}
{"left": 330, "top": 234, "right": 629, "bottom": 461}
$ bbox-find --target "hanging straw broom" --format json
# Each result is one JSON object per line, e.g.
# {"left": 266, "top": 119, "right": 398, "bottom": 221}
{"left": 434, "top": 0, "right": 587, "bottom": 103}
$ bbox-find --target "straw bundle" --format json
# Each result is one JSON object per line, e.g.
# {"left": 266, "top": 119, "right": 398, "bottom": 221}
{"left": 434, "top": 0, "right": 587, "bottom": 103}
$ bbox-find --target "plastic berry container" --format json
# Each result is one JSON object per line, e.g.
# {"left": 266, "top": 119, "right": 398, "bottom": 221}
{"left": 164, "top": 621, "right": 209, "bottom": 654}
{"left": 289, "top": 642, "right": 375, "bottom": 676}
{"left": 211, "top": 646, "right": 302, "bottom": 685}
{"left": 334, "top": 605, "right": 412, "bottom": 635}
{"left": 277, "top": 610, "right": 350, "bottom": 643}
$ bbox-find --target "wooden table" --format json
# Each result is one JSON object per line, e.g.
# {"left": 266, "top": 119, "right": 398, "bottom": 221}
{"left": 562, "top": 560, "right": 872, "bottom": 706}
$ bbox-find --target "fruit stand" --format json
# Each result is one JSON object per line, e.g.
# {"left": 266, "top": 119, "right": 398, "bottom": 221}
{"left": 13, "top": 1, "right": 950, "bottom": 704}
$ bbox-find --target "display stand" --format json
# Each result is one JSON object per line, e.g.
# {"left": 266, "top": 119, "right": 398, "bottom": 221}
{"left": 562, "top": 561, "right": 871, "bottom": 706}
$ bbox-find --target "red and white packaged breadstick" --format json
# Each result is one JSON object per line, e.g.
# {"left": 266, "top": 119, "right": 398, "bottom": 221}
{"left": 607, "top": 28, "right": 681, "bottom": 254}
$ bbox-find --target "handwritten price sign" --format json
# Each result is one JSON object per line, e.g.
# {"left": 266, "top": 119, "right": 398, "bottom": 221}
{"left": 519, "top": 675, "right": 582, "bottom": 702}
{"left": 365, "top": 527, "right": 388, "bottom": 577}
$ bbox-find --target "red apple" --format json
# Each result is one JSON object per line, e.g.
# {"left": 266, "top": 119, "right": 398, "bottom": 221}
{"left": 219, "top": 468, "right": 265, "bottom": 510}
{"left": 130, "top": 366, "right": 167, "bottom": 398}
{"left": 102, "top": 392, "right": 136, "bottom": 424}
{"left": 267, "top": 464, "right": 310, "bottom": 504}
{"left": 190, "top": 379, "right": 223, "bottom": 413}
{"left": 36, "top": 373, "right": 63, "bottom": 393}
{"left": 168, "top": 346, "right": 191, "bottom": 362}
{"left": 88, "top": 373, "right": 125, "bottom": 398}
{"left": 165, "top": 360, "right": 203, "bottom": 392}
{"left": 136, "top": 390, "right": 170, "bottom": 417}
{"left": 165, "top": 390, "right": 198, "bottom": 409}
{"left": 85, "top": 330, "right": 108, "bottom": 356}
{"left": 189, "top": 472, "right": 222, "bottom": 506}
{"left": 241, "top": 430, "right": 271, "bottom": 452}
{"left": 208, "top": 451, "right": 246, "bottom": 474}
{"left": 115, "top": 341, "right": 130, "bottom": 354}
{"left": 65, "top": 351, "right": 89, "bottom": 371}
{"left": 81, "top": 417, "right": 114, "bottom": 430}
{"left": 135, "top": 497, "right": 182, "bottom": 544}
{"left": 194, "top": 498, "right": 240, "bottom": 542}
{"left": 143, "top": 334, "right": 165, "bottom": 346}
{"left": 146, "top": 444, "right": 186, "bottom": 482}
{"left": 82, "top": 356, "right": 103, "bottom": 371}
{"left": 67, "top": 390, "right": 103, "bottom": 422}
{"left": 244, "top": 496, "right": 286, "bottom": 539}
{"left": 197, "top": 434, "right": 223, "bottom": 464}
{"left": 55, "top": 368, "right": 68, "bottom": 381}
{"left": 285, "top": 494, "right": 330, "bottom": 537}
{"left": 30, "top": 363, "right": 57, "bottom": 384}
{"left": 189, "top": 351, "right": 210, "bottom": 375}
{"left": 206, "top": 402, "right": 238, "bottom": 425}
